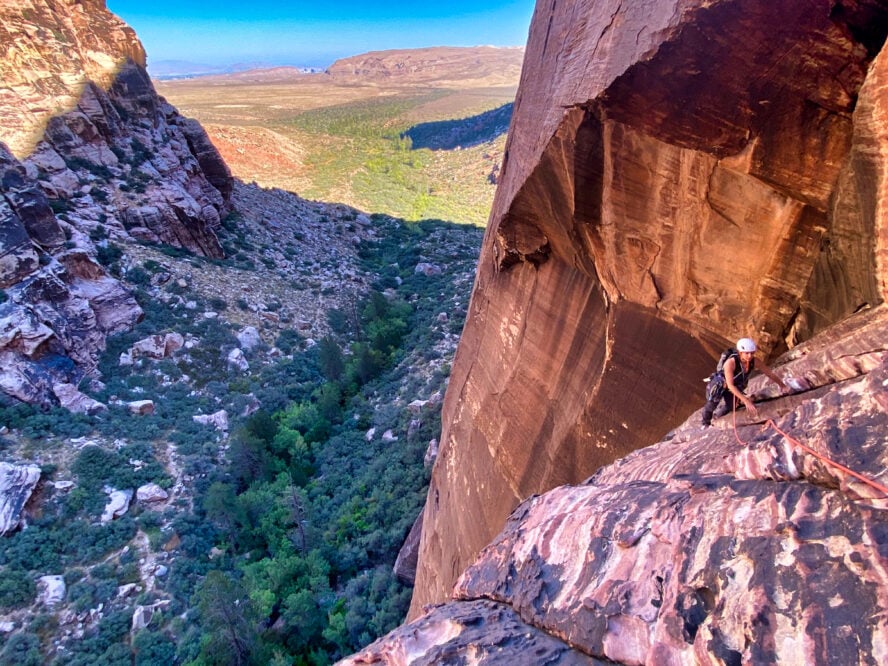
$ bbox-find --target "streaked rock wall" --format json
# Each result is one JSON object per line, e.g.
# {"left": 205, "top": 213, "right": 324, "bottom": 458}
{"left": 411, "top": 0, "right": 888, "bottom": 615}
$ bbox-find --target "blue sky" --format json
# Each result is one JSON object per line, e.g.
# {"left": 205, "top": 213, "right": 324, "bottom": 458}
{"left": 107, "top": 0, "right": 537, "bottom": 70}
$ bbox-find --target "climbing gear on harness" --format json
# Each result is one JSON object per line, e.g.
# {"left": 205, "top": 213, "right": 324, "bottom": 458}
{"left": 705, "top": 372, "right": 725, "bottom": 402}
{"left": 705, "top": 347, "right": 754, "bottom": 401}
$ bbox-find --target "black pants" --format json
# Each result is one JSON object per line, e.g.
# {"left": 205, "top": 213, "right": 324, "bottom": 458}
{"left": 702, "top": 390, "right": 744, "bottom": 426}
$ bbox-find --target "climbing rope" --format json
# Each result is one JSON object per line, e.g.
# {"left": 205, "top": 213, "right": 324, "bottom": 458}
{"left": 729, "top": 395, "right": 888, "bottom": 499}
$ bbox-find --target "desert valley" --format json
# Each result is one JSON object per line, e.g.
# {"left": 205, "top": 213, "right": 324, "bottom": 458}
{"left": 2, "top": 1, "right": 888, "bottom": 665}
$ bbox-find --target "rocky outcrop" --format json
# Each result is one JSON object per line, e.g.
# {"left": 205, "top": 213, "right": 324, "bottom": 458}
{"left": 2, "top": 0, "right": 233, "bottom": 258}
{"left": 411, "top": 0, "right": 888, "bottom": 614}
{"left": 0, "top": 462, "right": 41, "bottom": 535}
{"left": 27, "top": 59, "right": 230, "bottom": 258}
{"left": 0, "top": 0, "right": 236, "bottom": 407}
{"left": 0, "top": 154, "right": 142, "bottom": 405}
{"left": 0, "top": 0, "right": 146, "bottom": 157}
{"left": 342, "top": 599, "right": 605, "bottom": 665}
{"left": 347, "top": 305, "right": 888, "bottom": 664}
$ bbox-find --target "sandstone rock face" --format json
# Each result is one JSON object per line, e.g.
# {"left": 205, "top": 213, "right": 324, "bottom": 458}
{"left": 0, "top": 0, "right": 235, "bottom": 407}
{"left": 352, "top": 306, "right": 888, "bottom": 664}
{"left": 0, "top": 0, "right": 146, "bottom": 157}
{"left": 411, "top": 0, "right": 888, "bottom": 614}
{"left": 0, "top": 168, "right": 142, "bottom": 406}
{"left": 392, "top": 512, "right": 423, "bottom": 586}
{"left": 340, "top": 599, "right": 605, "bottom": 666}
{"left": 0, "top": 462, "right": 41, "bottom": 535}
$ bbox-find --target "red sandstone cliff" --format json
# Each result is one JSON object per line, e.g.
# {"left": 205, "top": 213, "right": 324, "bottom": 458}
{"left": 346, "top": 295, "right": 888, "bottom": 665}
{"left": 410, "top": 0, "right": 888, "bottom": 617}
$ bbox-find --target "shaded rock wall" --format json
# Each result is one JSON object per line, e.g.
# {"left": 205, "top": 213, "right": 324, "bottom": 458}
{"left": 411, "top": 0, "right": 888, "bottom": 614}
{"left": 349, "top": 306, "right": 888, "bottom": 664}
{"left": 0, "top": 144, "right": 142, "bottom": 405}
{"left": 0, "top": 0, "right": 234, "bottom": 406}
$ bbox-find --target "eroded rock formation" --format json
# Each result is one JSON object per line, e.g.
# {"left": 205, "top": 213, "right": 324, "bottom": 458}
{"left": 0, "top": 144, "right": 142, "bottom": 405}
{"left": 348, "top": 305, "right": 888, "bottom": 665}
{"left": 0, "top": 462, "right": 41, "bottom": 535}
{"left": 0, "top": 0, "right": 235, "bottom": 406}
{"left": 411, "top": 0, "right": 888, "bottom": 615}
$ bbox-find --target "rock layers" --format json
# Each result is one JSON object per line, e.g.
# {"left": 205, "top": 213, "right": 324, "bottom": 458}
{"left": 346, "top": 305, "right": 888, "bottom": 665}
{"left": 0, "top": 0, "right": 233, "bottom": 406}
{"left": 410, "top": 0, "right": 888, "bottom": 617}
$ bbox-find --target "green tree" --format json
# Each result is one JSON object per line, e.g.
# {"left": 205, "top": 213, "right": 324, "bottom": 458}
{"left": 132, "top": 629, "right": 176, "bottom": 665}
{"left": 317, "top": 337, "right": 344, "bottom": 382}
{"left": 192, "top": 571, "right": 257, "bottom": 666}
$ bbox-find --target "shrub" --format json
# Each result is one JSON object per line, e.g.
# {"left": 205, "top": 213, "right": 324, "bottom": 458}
{"left": 275, "top": 329, "right": 302, "bottom": 354}
{"left": 126, "top": 266, "right": 151, "bottom": 286}
{"left": 0, "top": 569, "right": 35, "bottom": 610}
{"left": 96, "top": 243, "right": 123, "bottom": 267}
{"left": 208, "top": 296, "right": 228, "bottom": 311}
{"left": 0, "top": 632, "right": 42, "bottom": 666}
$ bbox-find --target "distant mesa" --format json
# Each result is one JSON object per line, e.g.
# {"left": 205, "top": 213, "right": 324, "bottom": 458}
{"left": 152, "top": 45, "right": 526, "bottom": 88}
{"left": 404, "top": 103, "right": 514, "bottom": 151}
{"left": 326, "top": 45, "right": 525, "bottom": 87}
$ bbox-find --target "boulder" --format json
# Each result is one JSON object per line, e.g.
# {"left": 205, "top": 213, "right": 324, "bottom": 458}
{"left": 236, "top": 326, "right": 261, "bottom": 351}
{"left": 407, "top": 399, "right": 428, "bottom": 413}
{"left": 100, "top": 488, "right": 133, "bottom": 523}
{"left": 131, "top": 600, "right": 170, "bottom": 632}
{"left": 136, "top": 483, "right": 168, "bottom": 504}
{"left": 52, "top": 382, "right": 106, "bottom": 415}
{"left": 227, "top": 348, "right": 249, "bottom": 372}
{"left": 37, "top": 575, "right": 65, "bottom": 607}
{"left": 127, "top": 400, "right": 155, "bottom": 416}
{"left": 130, "top": 333, "right": 184, "bottom": 360}
{"left": 414, "top": 262, "right": 443, "bottom": 276}
{"left": 0, "top": 462, "right": 41, "bottom": 535}
{"left": 423, "top": 439, "right": 438, "bottom": 468}
{"left": 192, "top": 409, "right": 229, "bottom": 432}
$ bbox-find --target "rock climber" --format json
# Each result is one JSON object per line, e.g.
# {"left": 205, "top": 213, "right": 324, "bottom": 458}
{"left": 702, "top": 337, "right": 788, "bottom": 427}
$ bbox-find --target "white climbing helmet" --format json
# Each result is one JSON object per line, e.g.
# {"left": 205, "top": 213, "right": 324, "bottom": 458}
{"left": 736, "top": 337, "right": 757, "bottom": 353}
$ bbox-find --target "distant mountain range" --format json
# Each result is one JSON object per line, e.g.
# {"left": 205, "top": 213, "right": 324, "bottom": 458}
{"left": 149, "top": 59, "right": 324, "bottom": 79}
{"left": 150, "top": 45, "right": 525, "bottom": 84}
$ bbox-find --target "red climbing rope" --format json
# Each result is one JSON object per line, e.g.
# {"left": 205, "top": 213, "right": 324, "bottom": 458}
{"left": 729, "top": 395, "right": 888, "bottom": 498}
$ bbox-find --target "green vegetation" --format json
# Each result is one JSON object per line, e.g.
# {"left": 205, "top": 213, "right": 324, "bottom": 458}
{"left": 0, "top": 215, "right": 482, "bottom": 665}
{"left": 285, "top": 92, "right": 508, "bottom": 225}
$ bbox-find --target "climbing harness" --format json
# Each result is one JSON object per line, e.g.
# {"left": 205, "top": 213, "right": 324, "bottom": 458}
{"left": 729, "top": 395, "right": 888, "bottom": 499}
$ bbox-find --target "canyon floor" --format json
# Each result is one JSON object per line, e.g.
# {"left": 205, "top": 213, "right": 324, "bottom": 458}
{"left": 155, "top": 50, "right": 522, "bottom": 226}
